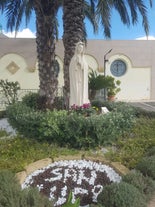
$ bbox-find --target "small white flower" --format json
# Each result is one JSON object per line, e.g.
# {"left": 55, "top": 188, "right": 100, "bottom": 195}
{"left": 49, "top": 186, "right": 57, "bottom": 200}
{"left": 55, "top": 197, "right": 66, "bottom": 206}
{"left": 37, "top": 184, "right": 44, "bottom": 191}
{"left": 61, "top": 186, "right": 67, "bottom": 197}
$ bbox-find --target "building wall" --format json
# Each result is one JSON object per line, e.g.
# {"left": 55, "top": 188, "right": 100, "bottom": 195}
{"left": 0, "top": 53, "right": 40, "bottom": 89}
{"left": 0, "top": 37, "right": 154, "bottom": 101}
{"left": 106, "top": 54, "right": 150, "bottom": 101}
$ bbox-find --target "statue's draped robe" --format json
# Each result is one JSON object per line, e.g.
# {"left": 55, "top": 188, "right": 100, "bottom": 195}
{"left": 69, "top": 44, "right": 89, "bottom": 107}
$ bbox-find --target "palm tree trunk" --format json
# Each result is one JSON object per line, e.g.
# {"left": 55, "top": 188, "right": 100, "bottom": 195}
{"left": 63, "top": 0, "right": 85, "bottom": 109}
{"left": 34, "top": 0, "right": 59, "bottom": 109}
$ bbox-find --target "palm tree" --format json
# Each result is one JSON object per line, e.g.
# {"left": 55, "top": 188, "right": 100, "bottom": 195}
{"left": 63, "top": 0, "right": 85, "bottom": 107}
{"left": 33, "top": 1, "right": 61, "bottom": 109}
{"left": 1, "top": 0, "right": 62, "bottom": 109}
{"left": 62, "top": 0, "right": 152, "bottom": 108}
{"left": 62, "top": 0, "right": 97, "bottom": 107}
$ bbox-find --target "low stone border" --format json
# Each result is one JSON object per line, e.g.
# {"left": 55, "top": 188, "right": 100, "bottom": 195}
{"left": 16, "top": 154, "right": 129, "bottom": 185}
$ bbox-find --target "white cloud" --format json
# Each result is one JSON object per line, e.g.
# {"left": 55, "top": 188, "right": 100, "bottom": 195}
{"left": 4, "top": 28, "right": 36, "bottom": 38}
{"left": 136, "top": 35, "right": 155, "bottom": 40}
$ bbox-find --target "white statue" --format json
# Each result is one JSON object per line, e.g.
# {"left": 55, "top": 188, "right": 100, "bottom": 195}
{"left": 69, "top": 41, "right": 90, "bottom": 107}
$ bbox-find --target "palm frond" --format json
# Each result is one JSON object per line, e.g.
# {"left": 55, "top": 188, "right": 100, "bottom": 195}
{"left": 127, "top": 0, "right": 138, "bottom": 24}
{"left": 112, "top": 0, "right": 130, "bottom": 26}
{"left": 5, "top": 0, "right": 33, "bottom": 33}
{"left": 96, "top": 0, "right": 112, "bottom": 38}
{"left": 84, "top": 1, "right": 98, "bottom": 34}
{"left": 133, "top": 0, "right": 150, "bottom": 36}
{"left": 0, "top": 0, "right": 7, "bottom": 11}
{"left": 149, "top": 0, "right": 153, "bottom": 7}
{"left": 25, "top": 0, "right": 34, "bottom": 26}
{"left": 5, "top": 0, "right": 21, "bottom": 32}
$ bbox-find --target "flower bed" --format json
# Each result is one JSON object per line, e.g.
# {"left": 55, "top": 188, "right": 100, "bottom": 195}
{"left": 22, "top": 159, "right": 121, "bottom": 206}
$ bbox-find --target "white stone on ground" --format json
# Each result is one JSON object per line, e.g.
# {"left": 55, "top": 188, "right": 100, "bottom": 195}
{"left": 0, "top": 118, "right": 16, "bottom": 136}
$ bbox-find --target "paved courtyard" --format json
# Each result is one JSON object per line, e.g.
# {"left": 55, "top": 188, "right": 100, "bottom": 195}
{"left": 128, "top": 101, "right": 155, "bottom": 112}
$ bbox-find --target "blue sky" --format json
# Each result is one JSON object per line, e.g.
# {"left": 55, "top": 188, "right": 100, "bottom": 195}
{"left": 1, "top": 2, "right": 155, "bottom": 40}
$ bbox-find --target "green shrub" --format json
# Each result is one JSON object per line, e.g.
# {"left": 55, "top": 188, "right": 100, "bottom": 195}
{"left": 6, "top": 102, "right": 44, "bottom": 139}
{"left": 0, "top": 79, "right": 20, "bottom": 105}
{"left": 22, "top": 92, "right": 46, "bottom": 110}
{"left": 91, "top": 100, "right": 104, "bottom": 109}
{"left": 6, "top": 101, "right": 135, "bottom": 148}
{"left": 61, "top": 113, "right": 97, "bottom": 148}
{"left": 91, "top": 100, "right": 136, "bottom": 113}
{"left": 39, "top": 109, "right": 68, "bottom": 143}
{"left": 97, "top": 181, "right": 146, "bottom": 207}
{"left": 22, "top": 92, "right": 39, "bottom": 109}
{"left": 20, "top": 187, "right": 52, "bottom": 207}
{"left": 131, "top": 117, "right": 155, "bottom": 140}
{"left": 40, "top": 111, "right": 94, "bottom": 148}
{"left": 95, "top": 111, "right": 135, "bottom": 145}
{"left": 145, "top": 146, "right": 155, "bottom": 156}
{"left": 105, "top": 117, "right": 155, "bottom": 169}
{"left": 0, "top": 129, "right": 11, "bottom": 138}
{"left": 105, "top": 137, "right": 150, "bottom": 169}
{"left": 0, "top": 137, "right": 78, "bottom": 172}
{"left": 122, "top": 170, "right": 155, "bottom": 201}
{"left": 136, "top": 155, "right": 155, "bottom": 179}
{"left": 50, "top": 111, "right": 134, "bottom": 148}
{"left": 53, "top": 96, "right": 65, "bottom": 110}
{"left": 0, "top": 170, "right": 21, "bottom": 207}
{"left": 0, "top": 170, "right": 52, "bottom": 207}
{"left": 0, "top": 110, "right": 6, "bottom": 119}
{"left": 22, "top": 92, "right": 65, "bottom": 111}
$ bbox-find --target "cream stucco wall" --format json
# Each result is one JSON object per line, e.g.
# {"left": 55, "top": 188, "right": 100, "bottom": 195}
{"left": 1, "top": 37, "right": 155, "bottom": 101}
{"left": 106, "top": 54, "right": 151, "bottom": 100}
{"left": 0, "top": 53, "right": 39, "bottom": 89}
{"left": 85, "top": 54, "right": 99, "bottom": 72}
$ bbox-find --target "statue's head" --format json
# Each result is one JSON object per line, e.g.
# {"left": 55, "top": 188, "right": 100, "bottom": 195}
{"left": 75, "top": 41, "right": 85, "bottom": 54}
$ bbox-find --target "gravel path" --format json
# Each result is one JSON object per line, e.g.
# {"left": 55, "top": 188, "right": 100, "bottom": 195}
{"left": 128, "top": 101, "right": 155, "bottom": 112}
{"left": 0, "top": 118, "right": 16, "bottom": 136}
{"left": 147, "top": 195, "right": 155, "bottom": 207}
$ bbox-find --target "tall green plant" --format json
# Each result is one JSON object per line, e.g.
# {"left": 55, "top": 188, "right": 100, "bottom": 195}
{"left": 89, "top": 70, "right": 106, "bottom": 91}
{"left": 88, "top": 71, "right": 121, "bottom": 100}
{"left": 88, "top": 70, "right": 107, "bottom": 100}
{"left": 62, "top": 192, "right": 80, "bottom": 207}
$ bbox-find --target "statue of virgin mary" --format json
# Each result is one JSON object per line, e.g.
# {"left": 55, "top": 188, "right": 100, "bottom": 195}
{"left": 69, "top": 41, "right": 90, "bottom": 107}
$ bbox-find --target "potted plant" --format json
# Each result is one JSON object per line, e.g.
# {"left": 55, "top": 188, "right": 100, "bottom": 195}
{"left": 88, "top": 70, "right": 107, "bottom": 100}
{"left": 88, "top": 71, "right": 121, "bottom": 101}
{"left": 106, "top": 76, "right": 121, "bottom": 101}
